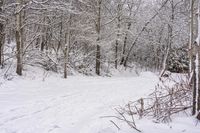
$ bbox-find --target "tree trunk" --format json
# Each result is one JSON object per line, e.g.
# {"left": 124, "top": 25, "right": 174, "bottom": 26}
{"left": 96, "top": 44, "right": 101, "bottom": 75}
{"left": 115, "top": 2, "right": 122, "bottom": 69}
{"left": 189, "top": 0, "right": 197, "bottom": 115}
{"left": 41, "top": 2, "right": 46, "bottom": 52}
{"left": 20, "top": 0, "right": 25, "bottom": 58}
{"left": 64, "top": 28, "right": 69, "bottom": 77}
{"left": 194, "top": 0, "right": 200, "bottom": 113}
{"left": 64, "top": 46, "right": 68, "bottom": 78}
{"left": 197, "top": 51, "right": 200, "bottom": 111}
{"left": 57, "top": 15, "right": 63, "bottom": 53}
{"left": 120, "top": 1, "right": 133, "bottom": 66}
{"left": 188, "top": 0, "right": 197, "bottom": 115}
{"left": 196, "top": 0, "right": 200, "bottom": 112}
{"left": 115, "top": 37, "right": 119, "bottom": 69}
{"left": 0, "top": 0, "right": 4, "bottom": 66}
{"left": 16, "top": 0, "right": 23, "bottom": 76}
{"left": 192, "top": 55, "right": 197, "bottom": 115}
{"left": 160, "top": 0, "right": 174, "bottom": 77}
{"left": 64, "top": 13, "right": 72, "bottom": 79}
{"left": 95, "top": 0, "right": 102, "bottom": 76}
{"left": 160, "top": 45, "right": 170, "bottom": 77}
{"left": 120, "top": 22, "right": 131, "bottom": 65}
{"left": 189, "top": 0, "right": 194, "bottom": 76}
{"left": 197, "top": 40, "right": 200, "bottom": 112}
{"left": 197, "top": 112, "right": 200, "bottom": 120}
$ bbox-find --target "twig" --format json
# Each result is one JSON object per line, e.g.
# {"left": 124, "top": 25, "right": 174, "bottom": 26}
{"left": 110, "top": 120, "right": 120, "bottom": 130}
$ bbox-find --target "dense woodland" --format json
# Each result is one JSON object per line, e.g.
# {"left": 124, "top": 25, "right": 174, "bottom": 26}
{"left": 0, "top": 0, "right": 192, "bottom": 76}
{"left": 1, "top": 0, "right": 200, "bottom": 118}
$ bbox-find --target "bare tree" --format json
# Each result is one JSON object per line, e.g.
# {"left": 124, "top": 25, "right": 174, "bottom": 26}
{"left": 188, "top": 0, "right": 197, "bottom": 115}
{"left": 64, "top": 13, "right": 72, "bottom": 79}
{"left": 0, "top": 0, "right": 191, "bottom": 77}
{"left": 115, "top": 0, "right": 123, "bottom": 69}
{"left": 95, "top": 0, "right": 102, "bottom": 75}
{"left": 196, "top": 0, "right": 200, "bottom": 112}
{"left": 120, "top": 0, "right": 141, "bottom": 66}
{"left": 0, "top": 0, "right": 4, "bottom": 66}
{"left": 15, "top": 0, "right": 23, "bottom": 75}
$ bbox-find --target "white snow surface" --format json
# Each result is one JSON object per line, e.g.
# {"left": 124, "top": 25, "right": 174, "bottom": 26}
{"left": 0, "top": 69, "right": 199, "bottom": 133}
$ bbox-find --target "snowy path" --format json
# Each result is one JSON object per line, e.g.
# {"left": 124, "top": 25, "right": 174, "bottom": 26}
{"left": 0, "top": 73, "right": 199, "bottom": 133}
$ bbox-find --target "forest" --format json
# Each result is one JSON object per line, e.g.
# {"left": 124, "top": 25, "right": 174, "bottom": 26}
{"left": 0, "top": 0, "right": 192, "bottom": 76}
{"left": 0, "top": 0, "right": 200, "bottom": 133}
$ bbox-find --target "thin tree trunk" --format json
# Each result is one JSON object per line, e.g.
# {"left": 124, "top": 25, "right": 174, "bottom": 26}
{"left": 115, "top": 2, "right": 122, "bottom": 69}
{"left": 96, "top": 44, "right": 101, "bottom": 75}
{"left": 189, "top": 0, "right": 196, "bottom": 115}
{"left": 160, "top": 0, "right": 174, "bottom": 77}
{"left": 196, "top": 0, "right": 200, "bottom": 112}
{"left": 192, "top": 57, "right": 197, "bottom": 115}
{"left": 41, "top": 0, "right": 48, "bottom": 52}
{"left": 95, "top": 0, "right": 102, "bottom": 76}
{"left": 0, "top": 40, "right": 3, "bottom": 66}
{"left": 41, "top": 37, "right": 45, "bottom": 52}
{"left": 197, "top": 51, "right": 200, "bottom": 111}
{"left": 120, "top": 1, "right": 134, "bottom": 66}
{"left": 115, "top": 40, "right": 119, "bottom": 69}
{"left": 16, "top": 0, "right": 23, "bottom": 76}
{"left": 156, "top": 27, "right": 164, "bottom": 71}
{"left": 189, "top": 0, "right": 194, "bottom": 76}
{"left": 64, "top": 14, "right": 71, "bottom": 79}
{"left": 57, "top": 16, "right": 63, "bottom": 53}
{"left": 120, "top": 22, "right": 131, "bottom": 65}
{"left": 20, "top": 0, "right": 25, "bottom": 68}
{"left": 64, "top": 38, "right": 68, "bottom": 78}
{"left": 0, "top": 0, "right": 4, "bottom": 66}
{"left": 160, "top": 45, "right": 170, "bottom": 77}
{"left": 0, "top": 33, "right": 3, "bottom": 66}
{"left": 64, "top": 45, "right": 68, "bottom": 78}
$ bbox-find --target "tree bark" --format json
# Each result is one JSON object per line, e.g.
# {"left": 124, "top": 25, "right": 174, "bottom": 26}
{"left": 16, "top": 0, "right": 23, "bottom": 76}
{"left": 115, "top": 2, "right": 122, "bottom": 69}
{"left": 64, "top": 14, "right": 71, "bottom": 79}
{"left": 196, "top": 0, "right": 200, "bottom": 112}
{"left": 57, "top": 15, "right": 63, "bottom": 53}
{"left": 189, "top": 0, "right": 194, "bottom": 76}
{"left": 160, "top": 0, "right": 174, "bottom": 77}
{"left": 0, "top": 0, "right": 4, "bottom": 66}
{"left": 189, "top": 0, "right": 197, "bottom": 115}
{"left": 64, "top": 46, "right": 68, "bottom": 79}
{"left": 95, "top": 0, "right": 102, "bottom": 76}
{"left": 192, "top": 55, "right": 197, "bottom": 115}
{"left": 120, "top": 22, "right": 131, "bottom": 66}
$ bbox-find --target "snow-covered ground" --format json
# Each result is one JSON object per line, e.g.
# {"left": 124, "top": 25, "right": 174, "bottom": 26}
{"left": 0, "top": 69, "right": 199, "bottom": 133}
